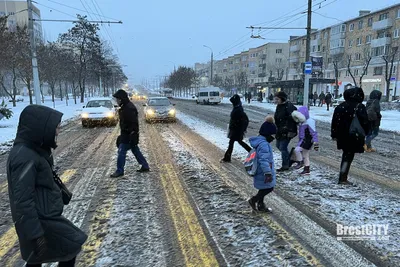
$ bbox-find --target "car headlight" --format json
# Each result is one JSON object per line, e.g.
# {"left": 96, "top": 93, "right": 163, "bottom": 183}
{"left": 81, "top": 113, "right": 89, "bottom": 119}
{"left": 147, "top": 109, "right": 155, "bottom": 115}
{"left": 106, "top": 112, "right": 114, "bottom": 118}
{"left": 168, "top": 109, "right": 176, "bottom": 115}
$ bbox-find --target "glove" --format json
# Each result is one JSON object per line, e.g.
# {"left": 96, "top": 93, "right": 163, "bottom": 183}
{"left": 33, "top": 236, "right": 47, "bottom": 257}
{"left": 264, "top": 174, "right": 273, "bottom": 183}
{"left": 295, "top": 146, "right": 302, "bottom": 153}
{"left": 314, "top": 143, "right": 319, "bottom": 151}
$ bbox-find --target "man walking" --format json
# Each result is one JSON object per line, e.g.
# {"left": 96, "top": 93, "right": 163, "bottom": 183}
{"left": 111, "top": 89, "right": 150, "bottom": 178}
{"left": 313, "top": 92, "right": 318, "bottom": 106}
{"left": 318, "top": 92, "right": 325, "bottom": 107}
{"left": 325, "top": 92, "right": 333, "bottom": 111}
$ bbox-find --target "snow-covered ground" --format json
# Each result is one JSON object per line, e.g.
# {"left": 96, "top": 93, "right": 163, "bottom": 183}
{"left": 0, "top": 97, "right": 86, "bottom": 153}
{"left": 174, "top": 95, "right": 400, "bottom": 133}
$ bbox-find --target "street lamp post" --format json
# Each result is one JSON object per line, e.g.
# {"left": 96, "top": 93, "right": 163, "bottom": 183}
{"left": 203, "top": 45, "right": 213, "bottom": 86}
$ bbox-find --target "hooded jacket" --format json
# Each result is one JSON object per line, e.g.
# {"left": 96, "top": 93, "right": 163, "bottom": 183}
{"left": 249, "top": 136, "right": 276, "bottom": 189}
{"left": 113, "top": 90, "right": 140, "bottom": 145}
{"left": 331, "top": 87, "right": 370, "bottom": 153}
{"left": 366, "top": 90, "right": 382, "bottom": 128}
{"left": 7, "top": 105, "right": 87, "bottom": 264}
{"left": 274, "top": 100, "right": 297, "bottom": 140}
{"left": 293, "top": 107, "right": 318, "bottom": 149}
{"left": 228, "top": 95, "right": 249, "bottom": 141}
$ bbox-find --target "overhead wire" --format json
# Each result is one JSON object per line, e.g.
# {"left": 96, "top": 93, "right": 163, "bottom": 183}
{"left": 34, "top": 1, "right": 77, "bottom": 18}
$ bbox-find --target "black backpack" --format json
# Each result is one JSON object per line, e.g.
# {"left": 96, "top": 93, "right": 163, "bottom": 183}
{"left": 349, "top": 104, "right": 366, "bottom": 141}
{"left": 242, "top": 112, "right": 249, "bottom": 131}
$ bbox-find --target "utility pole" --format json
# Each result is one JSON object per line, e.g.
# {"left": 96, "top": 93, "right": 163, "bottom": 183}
{"left": 27, "top": 0, "right": 41, "bottom": 105}
{"left": 303, "top": 0, "right": 313, "bottom": 108}
{"left": 204, "top": 45, "right": 213, "bottom": 86}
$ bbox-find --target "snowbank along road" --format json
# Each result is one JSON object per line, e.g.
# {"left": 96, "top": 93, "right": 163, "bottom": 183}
{"left": 0, "top": 100, "right": 397, "bottom": 266}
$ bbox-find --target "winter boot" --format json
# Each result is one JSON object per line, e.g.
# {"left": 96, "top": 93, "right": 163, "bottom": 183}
{"left": 137, "top": 167, "right": 150, "bottom": 173}
{"left": 300, "top": 166, "right": 310, "bottom": 175}
{"left": 363, "top": 144, "right": 368, "bottom": 151}
{"left": 294, "top": 161, "right": 304, "bottom": 170}
{"left": 257, "top": 201, "right": 272, "bottom": 213}
{"left": 220, "top": 157, "right": 231, "bottom": 163}
{"left": 277, "top": 166, "right": 290, "bottom": 172}
{"left": 248, "top": 197, "right": 257, "bottom": 212}
{"left": 110, "top": 171, "right": 124, "bottom": 178}
{"left": 338, "top": 173, "right": 353, "bottom": 185}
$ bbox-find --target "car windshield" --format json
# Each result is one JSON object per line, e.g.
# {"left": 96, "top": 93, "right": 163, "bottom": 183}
{"left": 86, "top": 100, "right": 113, "bottom": 108}
{"left": 148, "top": 99, "right": 170, "bottom": 106}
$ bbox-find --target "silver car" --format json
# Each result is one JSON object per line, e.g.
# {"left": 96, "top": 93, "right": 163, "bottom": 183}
{"left": 143, "top": 97, "right": 176, "bottom": 123}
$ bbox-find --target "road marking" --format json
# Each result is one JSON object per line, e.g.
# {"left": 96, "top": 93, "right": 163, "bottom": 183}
{"left": 0, "top": 169, "right": 76, "bottom": 264}
{"left": 160, "top": 163, "right": 219, "bottom": 267}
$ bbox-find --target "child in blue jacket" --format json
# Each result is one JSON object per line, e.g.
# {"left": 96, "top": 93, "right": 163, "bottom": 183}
{"left": 248, "top": 116, "right": 277, "bottom": 212}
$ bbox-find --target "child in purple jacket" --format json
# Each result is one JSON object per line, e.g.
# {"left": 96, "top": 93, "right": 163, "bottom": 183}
{"left": 291, "top": 106, "right": 319, "bottom": 175}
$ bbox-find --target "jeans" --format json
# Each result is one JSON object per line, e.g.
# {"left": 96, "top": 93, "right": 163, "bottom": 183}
{"left": 252, "top": 187, "right": 274, "bottom": 203}
{"left": 365, "top": 127, "right": 379, "bottom": 148}
{"left": 339, "top": 151, "right": 355, "bottom": 182}
{"left": 27, "top": 257, "right": 76, "bottom": 267}
{"left": 276, "top": 138, "right": 291, "bottom": 168}
{"left": 224, "top": 139, "right": 251, "bottom": 161}
{"left": 117, "top": 143, "right": 149, "bottom": 174}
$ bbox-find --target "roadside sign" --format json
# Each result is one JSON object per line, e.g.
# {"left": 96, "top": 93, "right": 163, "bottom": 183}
{"left": 304, "top": 62, "right": 312, "bottom": 75}
{"left": 391, "top": 77, "right": 396, "bottom": 82}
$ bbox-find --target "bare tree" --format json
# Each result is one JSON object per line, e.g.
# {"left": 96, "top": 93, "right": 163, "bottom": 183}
{"left": 346, "top": 48, "right": 372, "bottom": 88}
{"left": 332, "top": 54, "right": 345, "bottom": 97}
{"left": 382, "top": 46, "right": 399, "bottom": 102}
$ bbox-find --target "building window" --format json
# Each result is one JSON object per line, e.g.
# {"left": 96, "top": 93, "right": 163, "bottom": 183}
{"left": 355, "top": 69, "right": 359, "bottom": 76}
{"left": 368, "top": 17, "right": 373, "bottom": 27}
{"left": 349, "top": 23, "right": 354, "bottom": 31}
{"left": 366, "top": 35, "right": 372, "bottom": 43}
{"left": 379, "top": 13, "right": 388, "bottom": 21}
{"left": 276, "top": 49, "right": 283, "bottom": 54}
{"left": 349, "top": 40, "right": 353, "bottom": 47}
{"left": 328, "top": 58, "right": 332, "bottom": 64}
{"left": 394, "top": 29, "right": 400, "bottom": 39}
{"left": 346, "top": 70, "right": 349, "bottom": 77}
{"left": 374, "top": 67, "right": 383, "bottom": 75}
{"left": 358, "top": 20, "right": 364, "bottom": 30}
{"left": 322, "top": 46, "right": 326, "bottom": 52}
{"left": 357, "top": 37, "right": 362, "bottom": 46}
{"left": 355, "top": 53, "right": 361, "bottom": 60}
{"left": 318, "top": 45, "right": 321, "bottom": 52}
{"left": 397, "top": 9, "right": 400, "bottom": 18}
{"left": 276, "top": 58, "right": 282, "bottom": 63}
{"left": 327, "top": 72, "right": 331, "bottom": 78}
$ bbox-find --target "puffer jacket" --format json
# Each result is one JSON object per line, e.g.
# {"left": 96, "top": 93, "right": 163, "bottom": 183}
{"left": 274, "top": 101, "right": 297, "bottom": 140}
{"left": 294, "top": 106, "right": 319, "bottom": 150}
{"left": 366, "top": 90, "right": 382, "bottom": 129}
{"left": 249, "top": 136, "right": 276, "bottom": 189}
{"left": 7, "top": 105, "right": 87, "bottom": 264}
{"left": 331, "top": 88, "right": 370, "bottom": 153}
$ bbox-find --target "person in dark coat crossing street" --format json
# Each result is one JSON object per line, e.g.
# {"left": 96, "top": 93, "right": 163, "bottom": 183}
{"left": 221, "top": 94, "right": 251, "bottom": 162}
{"left": 274, "top": 91, "right": 297, "bottom": 171}
{"left": 7, "top": 105, "right": 87, "bottom": 267}
{"left": 331, "top": 87, "right": 370, "bottom": 185}
{"left": 365, "top": 90, "right": 382, "bottom": 152}
{"left": 325, "top": 92, "right": 333, "bottom": 111}
{"left": 111, "top": 89, "right": 150, "bottom": 177}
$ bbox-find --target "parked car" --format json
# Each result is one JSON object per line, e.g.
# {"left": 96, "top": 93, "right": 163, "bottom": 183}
{"left": 144, "top": 97, "right": 176, "bottom": 123}
{"left": 8, "top": 95, "right": 24, "bottom": 102}
{"left": 81, "top": 98, "right": 119, "bottom": 127}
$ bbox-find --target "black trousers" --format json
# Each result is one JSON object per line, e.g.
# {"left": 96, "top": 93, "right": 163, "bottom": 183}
{"left": 27, "top": 257, "right": 76, "bottom": 267}
{"left": 224, "top": 139, "right": 251, "bottom": 160}
{"left": 252, "top": 187, "right": 274, "bottom": 203}
{"left": 339, "top": 151, "right": 355, "bottom": 181}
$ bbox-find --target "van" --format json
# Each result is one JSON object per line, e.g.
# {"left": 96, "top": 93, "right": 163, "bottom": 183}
{"left": 196, "top": 87, "right": 221, "bottom": 105}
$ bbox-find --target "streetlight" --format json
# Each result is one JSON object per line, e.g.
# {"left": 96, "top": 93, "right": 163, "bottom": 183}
{"left": 203, "top": 45, "right": 213, "bottom": 86}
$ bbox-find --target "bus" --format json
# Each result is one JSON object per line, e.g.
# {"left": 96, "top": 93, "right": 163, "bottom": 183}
{"left": 162, "top": 88, "right": 173, "bottom": 98}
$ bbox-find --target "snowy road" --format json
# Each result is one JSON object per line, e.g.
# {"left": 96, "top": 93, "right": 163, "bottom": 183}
{"left": 0, "top": 100, "right": 398, "bottom": 266}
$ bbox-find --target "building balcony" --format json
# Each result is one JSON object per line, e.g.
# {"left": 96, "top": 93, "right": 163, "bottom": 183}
{"left": 373, "top": 18, "right": 393, "bottom": 31}
{"left": 311, "top": 51, "right": 323, "bottom": 57}
{"left": 289, "top": 57, "right": 299, "bottom": 63}
{"left": 290, "top": 45, "right": 300, "bottom": 52}
{"left": 329, "top": 47, "right": 345, "bottom": 55}
{"left": 330, "top": 32, "right": 346, "bottom": 40}
{"left": 258, "top": 73, "right": 267, "bottom": 78}
{"left": 311, "top": 39, "right": 322, "bottom": 47}
{"left": 371, "top": 37, "right": 392, "bottom": 48}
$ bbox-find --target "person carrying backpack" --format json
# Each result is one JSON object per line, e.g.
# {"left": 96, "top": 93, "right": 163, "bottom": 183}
{"left": 291, "top": 107, "right": 319, "bottom": 175}
{"left": 248, "top": 116, "right": 277, "bottom": 212}
{"left": 221, "top": 94, "right": 251, "bottom": 162}
{"left": 365, "top": 90, "right": 382, "bottom": 152}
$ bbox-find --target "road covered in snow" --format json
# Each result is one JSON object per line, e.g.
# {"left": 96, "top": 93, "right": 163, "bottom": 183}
{"left": 0, "top": 98, "right": 398, "bottom": 266}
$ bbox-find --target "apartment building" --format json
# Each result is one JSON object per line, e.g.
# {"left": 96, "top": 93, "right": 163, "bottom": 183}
{"left": 0, "top": 1, "right": 43, "bottom": 41}
{"left": 288, "top": 3, "right": 400, "bottom": 98}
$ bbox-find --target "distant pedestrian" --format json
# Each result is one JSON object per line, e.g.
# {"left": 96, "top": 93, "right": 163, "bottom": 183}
{"left": 111, "top": 89, "right": 150, "bottom": 177}
{"left": 291, "top": 107, "right": 319, "bottom": 175}
{"left": 268, "top": 94, "right": 274, "bottom": 103}
{"left": 7, "top": 105, "right": 87, "bottom": 267}
{"left": 296, "top": 92, "right": 303, "bottom": 105}
{"left": 313, "top": 92, "right": 318, "bottom": 106}
{"left": 247, "top": 92, "right": 252, "bottom": 104}
{"left": 274, "top": 91, "right": 298, "bottom": 172}
{"left": 318, "top": 92, "right": 325, "bottom": 107}
{"left": 221, "top": 94, "right": 251, "bottom": 162}
{"left": 331, "top": 87, "right": 370, "bottom": 185}
{"left": 325, "top": 92, "right": 332, "bottom": 111}
{"left": 309, "top": 92, "right": 313, "bottom": 105}
{"left": 365, "top": 90, "right": 382, "bottom": 152}
{"left": 248, "top": 116, "right": 277, "bottom": 212}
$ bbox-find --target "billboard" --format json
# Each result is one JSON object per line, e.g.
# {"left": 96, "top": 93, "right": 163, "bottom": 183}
{"left": 311, "top": 56, "right": 323, "bottom": 74}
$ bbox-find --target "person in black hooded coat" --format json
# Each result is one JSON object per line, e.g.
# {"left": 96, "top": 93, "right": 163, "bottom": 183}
{"left": 221, "top": 94, "right": 251, "bottom": 162}
{"left": 7, "top": 105, "right": 87, "bottom": 266}
{"left": 111, "top": 89, "right": 150, "bottom": 177}
{"left": 331, "top": 87, "right": 370, "bottom": 185}
{"left": 365, "top": 90, "right": 382, "bottom": 152}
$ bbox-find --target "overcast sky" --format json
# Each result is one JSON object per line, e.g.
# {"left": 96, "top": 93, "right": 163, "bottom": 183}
{"left": 35, "top": 0, "right": 399, "bottom": 85}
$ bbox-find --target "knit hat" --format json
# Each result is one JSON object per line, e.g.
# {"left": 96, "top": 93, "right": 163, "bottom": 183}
{"left": 275, "top": 91, "right": 287, "bottom": 102}
{"left": 259, "top": 116, "right": 277, "bottom": 137}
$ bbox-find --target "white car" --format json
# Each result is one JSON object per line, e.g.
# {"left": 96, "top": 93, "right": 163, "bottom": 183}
{"left": 332, "top": 97, "right": 345, "bottom": 107}
{"left": 81, "top": 98, "right": 119, "bottom": 127}
{"left": 144, "top": 97, "right": 176, "bottom": 123}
